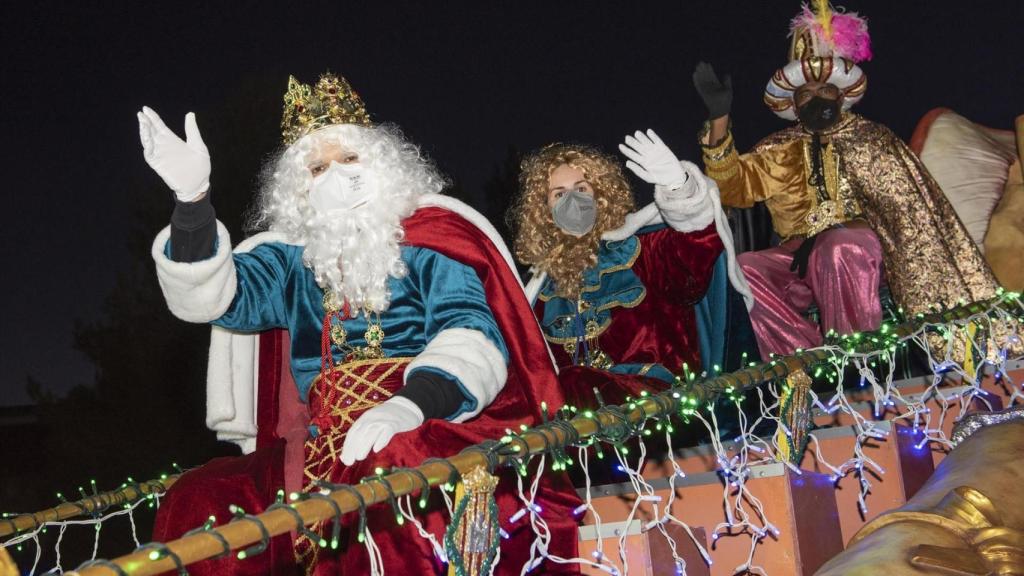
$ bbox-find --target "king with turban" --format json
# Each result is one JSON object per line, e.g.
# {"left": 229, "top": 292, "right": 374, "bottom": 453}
{"left": 693, "top": 2, "right": 999, "bottom": 358}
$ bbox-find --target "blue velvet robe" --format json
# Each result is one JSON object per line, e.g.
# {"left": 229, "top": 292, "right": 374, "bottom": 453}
{"left": 212, "top": 242, "right": 509, "bottom": 410}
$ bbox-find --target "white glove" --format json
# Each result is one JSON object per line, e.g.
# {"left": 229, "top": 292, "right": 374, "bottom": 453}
{"left": 339, "top": 396, "right": 425, "bottom": 466}
{"left": 618, "top": 129, "right": 689, "bottom": 190}
{"left": 137, "top": 106, "right": 211, "bottom": 202}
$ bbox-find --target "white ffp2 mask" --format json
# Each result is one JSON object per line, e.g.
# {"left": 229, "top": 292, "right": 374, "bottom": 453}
{"left": 308, "top": 162, "right": 377, "bottom": 214}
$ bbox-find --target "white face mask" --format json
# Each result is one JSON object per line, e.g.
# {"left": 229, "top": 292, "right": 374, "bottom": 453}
{"left": 308, "top": 161, "right": 378, "bottom": 214}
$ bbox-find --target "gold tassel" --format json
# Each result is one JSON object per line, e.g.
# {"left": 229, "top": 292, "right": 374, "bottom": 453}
{"left": 777, "top": 369, "right": 813, "bottom": 464}
{"left": 446, "top": 466, "right": 500, "bottom": 576}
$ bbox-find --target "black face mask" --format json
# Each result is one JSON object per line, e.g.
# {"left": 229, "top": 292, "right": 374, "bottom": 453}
{"left": 797, "top": 95, "right": 841, "bottom": 132}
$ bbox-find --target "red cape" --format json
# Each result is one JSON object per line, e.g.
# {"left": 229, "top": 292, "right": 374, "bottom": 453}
{"left": 155, "top": 206, "right": 582, "bottom": 575}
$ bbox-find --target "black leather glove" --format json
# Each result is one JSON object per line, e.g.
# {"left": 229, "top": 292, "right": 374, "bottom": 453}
{"left": 789, "top": 234, "right": 819, "bottom": 279}
{"left": 692, "top": 62, "right": 733, "bottom": 120}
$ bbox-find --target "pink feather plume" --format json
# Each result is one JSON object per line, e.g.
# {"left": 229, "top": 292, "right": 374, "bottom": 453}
{"left": 790, "top": 4, "right": 872, "bottom": 63}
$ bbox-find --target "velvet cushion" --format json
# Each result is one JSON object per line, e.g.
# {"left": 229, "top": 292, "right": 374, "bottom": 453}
{"left": 983, "top": 115, "right": 1024, "bottom": 291}
{"left": 914, "top": 108, "right": 1018, "bottom": 249}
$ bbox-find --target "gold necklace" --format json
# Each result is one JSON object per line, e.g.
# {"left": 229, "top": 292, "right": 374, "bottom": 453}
{"left": 323, "top": 291, "right": 387, "bottom": 363}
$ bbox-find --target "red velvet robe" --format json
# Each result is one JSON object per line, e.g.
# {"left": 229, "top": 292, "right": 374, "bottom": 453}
{"left": 537, "top": 224, "right": 723, "bottom": 408}
{"left": 153, "top": 206, "right": 582, "bottom": 575}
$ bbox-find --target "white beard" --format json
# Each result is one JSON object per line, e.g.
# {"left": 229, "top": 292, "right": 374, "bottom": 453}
{"left": 253, "top": 123, "right": 449, "bottom": 312}
{"left": 301, "top": 193, "right": 413, "bottom": 313}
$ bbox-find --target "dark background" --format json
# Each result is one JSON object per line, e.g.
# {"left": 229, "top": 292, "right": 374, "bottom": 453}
{"left": 1, "top": 0, "right": 1020, "bottom": 569}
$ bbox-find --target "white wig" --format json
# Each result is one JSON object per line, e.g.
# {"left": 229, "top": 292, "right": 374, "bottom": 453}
{"left": 249, "top": 123, "right": 449, "bottom": 311}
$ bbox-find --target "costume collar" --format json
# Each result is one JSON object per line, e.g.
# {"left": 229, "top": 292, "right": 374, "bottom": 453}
{"left": 538, "top": 235, "right": 646, "bottom": 344}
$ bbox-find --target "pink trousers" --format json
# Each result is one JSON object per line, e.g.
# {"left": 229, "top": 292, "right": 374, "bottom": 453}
{"left": 738, "top": 227, "right": 883, "bottom": 358}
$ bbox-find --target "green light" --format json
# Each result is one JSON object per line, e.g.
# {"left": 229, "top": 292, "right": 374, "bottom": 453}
{"left": 419, "top": 498, "right": 427, "bottom": 509}
{"left": 358, "top": 532, "right": 365, "bottom": 543}
{"left": 149, "top": 551, "right": 161, "bottom": 561}
{"left": 237, "top": 551, "right": 247, "bottom": 560}
{"left": 374, "top": 467, "right": 384, "bottom": 476}
{"left": 519, "top": 424, "right": 528, "bottom": 431}
{"left": 396, "top": 515, "right": 405, "bottom": 526}
{"left": 318, "top": 538, "right": 328, "bottom": 548}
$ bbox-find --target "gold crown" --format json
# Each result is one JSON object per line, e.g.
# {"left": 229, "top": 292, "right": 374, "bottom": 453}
{"left": 281, "top": 72, "right": 371, "bottom": 145}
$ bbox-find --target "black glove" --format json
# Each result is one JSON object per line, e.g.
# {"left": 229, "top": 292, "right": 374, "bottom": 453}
{"left": 692, "top": 62, "right": 733, "bottom": 120}
{"left": 395, "top": 370, "right": 470, "bottom": 420}
{"left": 789, "top": 235, "right": 819, "bottom": 279}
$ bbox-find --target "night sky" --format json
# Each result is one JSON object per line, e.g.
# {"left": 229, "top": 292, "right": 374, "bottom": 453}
{"left": 2, "top": 1, "right": 1021, "bottom": 406}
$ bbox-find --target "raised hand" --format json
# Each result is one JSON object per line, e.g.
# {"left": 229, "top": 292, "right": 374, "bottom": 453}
{"left": 619, "top": 129, "right": 688, "bottom": 189}
{"left": 137, "top": 106, "right": 210, "bottom": 202}
{"left": 692, "top": 62, "right": 733, "bottom": 120}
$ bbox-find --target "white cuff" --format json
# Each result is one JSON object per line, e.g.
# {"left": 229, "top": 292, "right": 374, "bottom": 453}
{"left": 151, "top": 221, "right": 237, "bottom": 323}
{"left": 654, "top": 160, "right": 715, "bottom": 233}
{"left": 405, "top": 328, "right": 507, "bottom": 423}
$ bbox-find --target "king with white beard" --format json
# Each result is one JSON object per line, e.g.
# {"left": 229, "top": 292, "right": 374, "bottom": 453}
{"left": 137, "top": 73, "right": 581, "bottom": 575}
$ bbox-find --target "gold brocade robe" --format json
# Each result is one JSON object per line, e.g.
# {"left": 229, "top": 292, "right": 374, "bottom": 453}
{"left": 701, "top": 113, "right": 999, "bottom": 317}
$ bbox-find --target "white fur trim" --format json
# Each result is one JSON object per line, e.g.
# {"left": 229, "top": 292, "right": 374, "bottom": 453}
{"left": 524, "top": 269, "right": 547, "bottom": 305}
{"left": 708, "top": 186, "right": 755, "bottom": 310}
{"left": 601, "top": 203, "right": 661, "bottom": 243}
{"left": 204, "top": 325, "right": 259, "bottom": 451}
{"left": 151, "top": 221, "right": 237, "bottom": 323}
{"left": 405, "top": 327, "right": 507, "bottom": 422}
{"left": 654, "top": 161, "right": 716, "bottom": 233}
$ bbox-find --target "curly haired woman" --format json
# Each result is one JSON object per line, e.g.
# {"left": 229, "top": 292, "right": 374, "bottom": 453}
{"left": 510, "top": 130, "right": 752, "bottom": 408}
